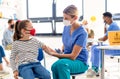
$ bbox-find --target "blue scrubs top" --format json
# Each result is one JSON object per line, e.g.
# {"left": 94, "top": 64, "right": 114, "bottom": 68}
{"left": 105, "top": 22, "right": 120, "bottom": 36}
{"left": 62, "top": 25, "right": 88, "bottom": 64}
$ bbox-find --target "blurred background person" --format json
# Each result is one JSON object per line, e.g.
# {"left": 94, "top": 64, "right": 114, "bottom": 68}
{"left": 0, "top": 19, "right": 14, "bottom": 75}
{"left": 87, "top": 12, "right": 120, "bottom": 78}
{"left": 2, "top": 19, "right": 15, "bottom": 50}
{"left": 82, "top": 20, "right": 94, "bottom": 51}
{"left": 82, "top": 20, "right": 94, "bottom": 39}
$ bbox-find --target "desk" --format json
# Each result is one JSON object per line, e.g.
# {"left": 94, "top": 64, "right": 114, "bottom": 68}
{"left": 97, "top": 46, "right": 120, "bottom": 79}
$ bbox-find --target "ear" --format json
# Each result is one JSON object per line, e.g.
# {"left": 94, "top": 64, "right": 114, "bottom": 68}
{"left": 21, "top": 29, "right": 26, "bottom": 35}
{"left": 74, "top": 16, "right": 78, "bottom": 20}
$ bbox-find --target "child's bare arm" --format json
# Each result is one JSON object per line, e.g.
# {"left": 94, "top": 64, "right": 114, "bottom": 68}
{"left": 42, "top": 45, "right": 56, "bottom": 55}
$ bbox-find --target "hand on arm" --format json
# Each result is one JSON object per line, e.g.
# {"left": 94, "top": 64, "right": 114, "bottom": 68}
{"left": 52, "top": 45, "right": 82, "bottom": 60}
{"left": 42, "top": 45, "right": 57, "bottom": 55}
{"left": 42, "top": 44, "right": 82, "bottom": 60}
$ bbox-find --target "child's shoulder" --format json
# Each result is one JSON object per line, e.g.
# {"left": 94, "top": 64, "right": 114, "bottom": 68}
{"left": 31, "top": 37, "right": 39, "bottom": 41}
{"left": 30, "top": 37, "right": 42, "bottom": 43}
{"left": 12, "top": 40, "right": 20, "bottom": 45}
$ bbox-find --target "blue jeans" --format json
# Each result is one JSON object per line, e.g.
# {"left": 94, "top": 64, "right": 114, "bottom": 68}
{"left": 0, "top": 45, "right": 5, "bottom": 63}
{"left": 18, "top": 62, "right": 51, "bottom": 79}
{"left": 51, "top": 59, "right": 88, "bottom": 79}
{"left": 91, "top": 44, "right": 120, "bottom": 68}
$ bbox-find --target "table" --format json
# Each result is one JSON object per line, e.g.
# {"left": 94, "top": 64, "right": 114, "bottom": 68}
{"left": 87, "top": 38, "right": 103, "bottom": 45}
{"left": 97, "top": 46, "right": 120, "bottom": 79}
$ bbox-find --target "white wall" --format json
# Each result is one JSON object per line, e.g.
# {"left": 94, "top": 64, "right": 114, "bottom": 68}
{"left": 16, "top": 0, "right": 27, "bottom": 20}
{"left": 84, "top": 0, "right": 105, "bottom": 39}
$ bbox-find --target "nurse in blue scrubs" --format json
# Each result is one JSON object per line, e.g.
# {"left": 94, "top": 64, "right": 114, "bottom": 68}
{"left": 50, "top": 5, "right": 89, "bottom": 79}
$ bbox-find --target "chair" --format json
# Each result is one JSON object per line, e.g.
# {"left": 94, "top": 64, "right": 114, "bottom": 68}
{"left": 71, "top": 72, "right": 85, "bottom": 79}
{"left": 37, "top": 48, "right": 46, "bottom": 67}
{"left": 37, "top": 48, "right": 44, "bottom": 61}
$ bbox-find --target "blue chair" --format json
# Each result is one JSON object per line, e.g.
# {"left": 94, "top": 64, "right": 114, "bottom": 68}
{"left": 37, "top": 48, "right": 44, "bottom": 61}
{"left": 37, "top": 48, "right": 46, "bottom": 67}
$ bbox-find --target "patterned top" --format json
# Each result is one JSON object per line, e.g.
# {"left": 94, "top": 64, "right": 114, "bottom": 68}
{"left": 10, "top": 37, "right": 44, "bottom": 72}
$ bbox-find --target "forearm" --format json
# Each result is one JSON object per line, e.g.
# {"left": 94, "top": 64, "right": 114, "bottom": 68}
{"left": 104, "top": 23, "right": 107, "bottom": 34}
{"left": 98, "top": 36, "right": 108, "bottom": 41}
{"left": 42, "top": 45, "right": 51, "bottom": 54}
{"left": 104, "top": 27, "right": 107, "bottom": 34}
{"left": 52, "top": 53, "right": 75, "bottom": 60}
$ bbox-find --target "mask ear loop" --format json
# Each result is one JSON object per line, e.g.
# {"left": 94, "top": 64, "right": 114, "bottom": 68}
{"left": 70, "top": 15, "right": 77, "bottom": 25}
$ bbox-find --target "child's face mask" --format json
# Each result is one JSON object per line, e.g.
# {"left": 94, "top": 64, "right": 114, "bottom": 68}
{"left": 30, "top": 28, "right": 36, "bottom": 36}
{"left": 25, "top": 28, "right": 36, "bottom": 36}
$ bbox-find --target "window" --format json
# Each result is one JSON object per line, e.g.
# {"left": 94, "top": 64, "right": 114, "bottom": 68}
{"left": 107, "top": 0, "right": 120, "bottom": 24}
{"left": 56, "top": 22, "right": 64, "bottom": 34}
{"left": 107, "top": 0, "right": 120, "bottom": 14}
{"left": 55, "top": 0, "right": 83, "bottom": 34}
{"left": 28, "top": 0, "right": 52, "bottom": 18}
{"left": 27, "top": 0, "right": 83, "bottom": 35}
{"left": 56, "top": 0, "right": 83, "bottom": 17}
{"left": 33, "top": 23, "right": 53, "bottom": 34}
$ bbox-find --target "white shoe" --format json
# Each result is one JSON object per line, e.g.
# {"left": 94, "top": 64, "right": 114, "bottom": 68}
{"left": 86, "top": 68, "right": 98, "bottom": 78}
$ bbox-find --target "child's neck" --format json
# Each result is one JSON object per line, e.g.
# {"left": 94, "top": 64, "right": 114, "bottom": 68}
{"left": 20, "top": 36, "right": 31, "bottom": 41}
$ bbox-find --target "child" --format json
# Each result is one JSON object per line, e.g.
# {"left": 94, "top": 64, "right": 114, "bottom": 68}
{"left": 10, "top": 20, "right": 51, "bottom": 79}
{"left": 82, "top": 20, "right": 95, "bottom": 51}
{"left": 0, "top": 45, "right": 9, "bottom": 74}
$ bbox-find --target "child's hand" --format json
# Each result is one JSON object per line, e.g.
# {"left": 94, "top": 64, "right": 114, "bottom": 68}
{"left": 13, "top": 70, "right": 19, "bottom": 79}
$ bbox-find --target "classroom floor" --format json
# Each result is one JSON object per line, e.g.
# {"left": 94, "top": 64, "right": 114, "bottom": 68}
{"left": 1, "top": 36, "right": 120, "bottom": 79}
